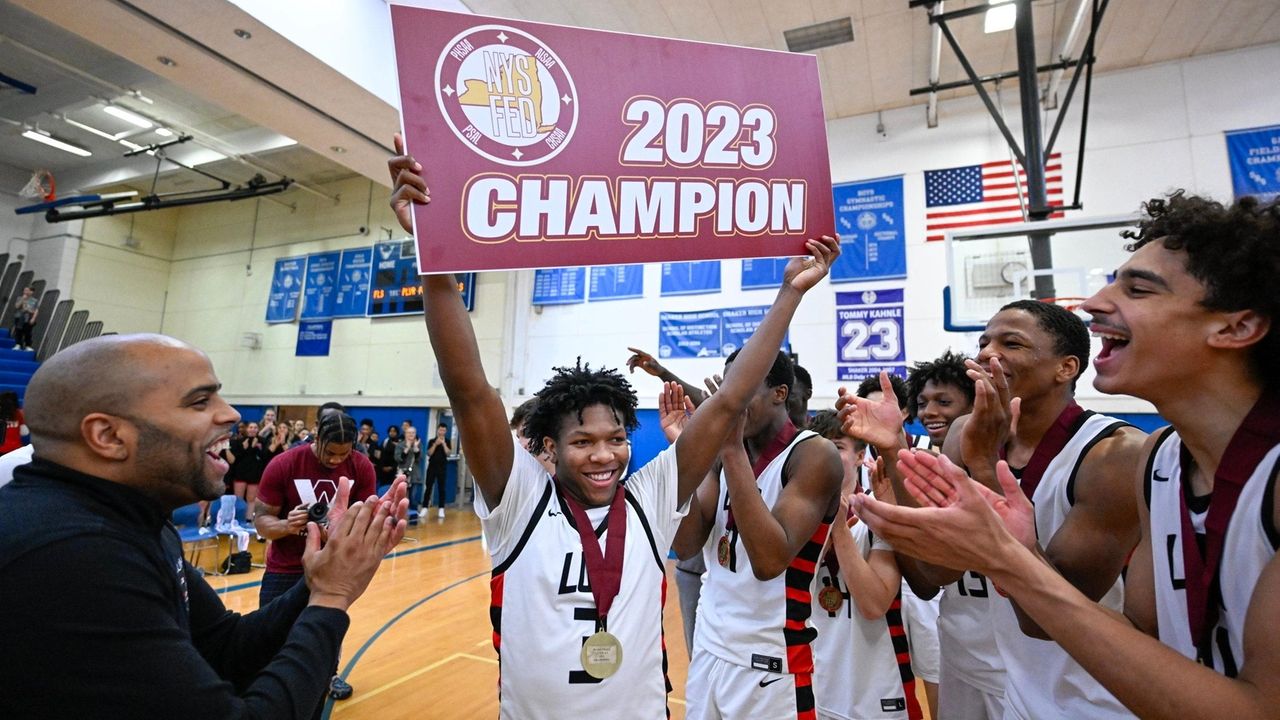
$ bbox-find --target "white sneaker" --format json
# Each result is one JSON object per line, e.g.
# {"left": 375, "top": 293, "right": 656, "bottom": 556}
{"left": 437, "top": 508, "right": 445, "bottom": 519}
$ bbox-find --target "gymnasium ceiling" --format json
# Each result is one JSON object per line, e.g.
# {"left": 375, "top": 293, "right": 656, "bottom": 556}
{"left": 0, "top": 0, "right": 1277, "bottom": 203}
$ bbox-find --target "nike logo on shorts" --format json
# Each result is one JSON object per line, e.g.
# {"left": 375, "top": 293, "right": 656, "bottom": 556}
{"left": 758, "top": 677, "right": 784, "bottom": 688}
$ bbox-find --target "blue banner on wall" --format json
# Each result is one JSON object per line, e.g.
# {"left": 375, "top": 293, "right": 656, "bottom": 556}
{"left": 588, "top": 264, "right": 644, "bottom": 301}
{"left": 831, "top": 176, "right": 906, "bottom": 282}
{"left": 661, "top": 261, "right": 721, "bottom": 296}
{"left": 740, "top": 257, "right": 789, "bottom": 290}
{"left": 532, "top": 267, "right": 586, "bottom": 305}
{"left": 333, "top": 248, "right": 373, "bottom": 318}
{"left": 835, "top": 288, "right": 906, "bottom": 381}
{"left": 300, "top": 251, "right": 341, "bottom": 320}
{"left": 296, "top": 320, "right": 333, "bottom": 357}
{"left": 658, "top": 305, "right": 788, "bottom": 360}
{"left": 1226, "top": 124, "right": 1280, "bottom": 203}
{"left": 265, "top": 256, "right": 305, "bottom": 323}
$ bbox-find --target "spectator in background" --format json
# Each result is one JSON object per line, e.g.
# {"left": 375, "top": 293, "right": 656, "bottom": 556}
{"left": 396, "top": 426, "right": 424, "bottom": 513}
{"left": 509, "top": 398, "right": 554, "bottom": 473}
{"left": 229, "top": 421, "right": 268, "bottom": 521}
{"left": 377, "top": 426, "right": 400, "bottom": 487}
{"left": 0, "top": 391, "right": 27, "bottom": 456}
{"left": 11, "top": 286, "right": 37, "bottom": 352}
{"left": 258, "top": 408, "right": 278, "bottom": 443}
{"left": 355, "top": 419, "right": 375, "bottom": 455}
{"left": 424, "top": 423, "right": 452, "bottom": 519}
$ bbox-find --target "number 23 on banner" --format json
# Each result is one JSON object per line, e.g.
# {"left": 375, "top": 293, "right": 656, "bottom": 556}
{"left": 620, "top": 97, "right": 777, "bottom": 170}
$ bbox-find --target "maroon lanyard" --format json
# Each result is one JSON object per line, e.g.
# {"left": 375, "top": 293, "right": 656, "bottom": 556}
{"left": 563, "top": 485, "right": 628, "bottom": 628}
{"left": 725, "top": 419, "right": 798, "bottom": 533}
{"left": 1000, "top": 402, "right": 1085, "bottom": 499}
{"left": 1179, "top": 390, "right": 1280, "bottom": 651}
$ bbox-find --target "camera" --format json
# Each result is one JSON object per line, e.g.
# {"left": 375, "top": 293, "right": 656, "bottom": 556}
{"left": 307, "top": 501, "right": 330, "bottom": 527}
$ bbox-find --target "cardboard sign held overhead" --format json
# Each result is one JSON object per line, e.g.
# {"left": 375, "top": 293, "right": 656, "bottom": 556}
{"left": 391, "top": 6, "right": 834, "bottom": 274}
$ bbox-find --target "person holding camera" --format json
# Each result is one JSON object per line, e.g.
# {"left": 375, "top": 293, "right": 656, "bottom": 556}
{"left": 396, "top": 425, "right": 424, "bottom": 512}
{"left": 255, "top": 410, "right": 378, "bottom": 703}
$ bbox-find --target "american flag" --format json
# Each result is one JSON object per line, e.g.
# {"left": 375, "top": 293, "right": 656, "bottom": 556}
{"left": 924, "top": 154, "right": 1064, "bottom": 242}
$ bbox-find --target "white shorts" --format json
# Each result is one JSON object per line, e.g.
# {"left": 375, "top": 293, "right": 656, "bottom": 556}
{"left": 938, "top": 668, "right": 1004, "bottom": 720}
{"left": 901, "top": 586, "right": 941, "bottom": 684}
{"left": 685, "top": 649, "right": 815, "bottom": 720}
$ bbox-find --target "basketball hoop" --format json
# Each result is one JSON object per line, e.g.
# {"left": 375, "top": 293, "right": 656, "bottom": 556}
{"left": 1041, "top": 297, "right": 1087, "bottom": 312}
{"left": 18, "top": 169, "right": 56, "bottom": 202}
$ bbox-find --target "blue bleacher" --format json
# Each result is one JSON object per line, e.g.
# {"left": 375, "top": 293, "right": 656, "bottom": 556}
{"left": 0, "top": 328, "right": 40, "bottom": 403}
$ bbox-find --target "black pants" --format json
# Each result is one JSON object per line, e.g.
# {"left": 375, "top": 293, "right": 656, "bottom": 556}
{"left": 424, "top": 462, "right": 447, "bottom": 508}
{"left": 260, "top": 571, "right": 337, "bottom": 717}
{"left": 12, "top": 319, "right": 33, "bottom": 349}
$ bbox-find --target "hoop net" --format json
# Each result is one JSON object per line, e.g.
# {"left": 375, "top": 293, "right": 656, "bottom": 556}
{"left": 19, "top": 169, "right": 56, "bottom": 202}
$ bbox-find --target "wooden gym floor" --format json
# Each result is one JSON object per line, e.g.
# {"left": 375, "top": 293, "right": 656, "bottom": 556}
{"left": 201, "top": 510, "right": 930, "bottom": 720}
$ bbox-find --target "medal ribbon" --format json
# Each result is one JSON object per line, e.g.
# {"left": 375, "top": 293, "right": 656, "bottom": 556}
{"left": 1179, "top": 390, "right": 1280, "bottom": 653}
{"left": 725, "top": 418, "right": 799, "bottom": 533}
{"left": 999, "top": 402, "right": 1085, "bottom": 499}
{"left": 563, "top": 484, "right": 628, "bottom": 627}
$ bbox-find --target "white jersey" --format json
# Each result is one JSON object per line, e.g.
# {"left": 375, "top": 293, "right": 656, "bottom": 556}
{"left": 812, "top": 523, "right": 921, "bottom": 720}
{"left": 1146, "top": 427, "right": 1280, "bottom": 676}
{"left": 694, "top": 429, "right": 831, "bottom": 675}
{"left": 993, "top": 410, "right": 1134, "bottom": 720}
{"left": 937, "top": 570, "right": 1006, "bottom": 695}
{"left": 477, "top": 437, "right": 686, "bottom": 719}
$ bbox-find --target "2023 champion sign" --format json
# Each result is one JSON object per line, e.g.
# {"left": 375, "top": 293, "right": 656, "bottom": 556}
{"left": 391, "top": 6, "right": 834, "bottom": 274}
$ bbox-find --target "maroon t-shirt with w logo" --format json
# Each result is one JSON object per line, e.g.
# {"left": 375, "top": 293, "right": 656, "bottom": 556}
{"left": 257, "top": 443, "right": 377, "bottom": 574}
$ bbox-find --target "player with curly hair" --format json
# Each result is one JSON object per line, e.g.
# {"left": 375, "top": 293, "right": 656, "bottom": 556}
{"left": 388, "top": 135, "right": 839, "bottom": 719}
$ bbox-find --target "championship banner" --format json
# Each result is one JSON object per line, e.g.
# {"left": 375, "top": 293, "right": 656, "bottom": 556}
{"left": 333, "top": 248, "right": 373, "bottom": 318}
{"left": 658, "top": 304, "right": 788, "bottom": 360}
{"left": 661, "top": 261, "right": 721, "bottom": 296}
{"left": 390, "top": 6, "right": 833, "bottom": 273}
{"left": 532, "top": 267, "right": 585, "bottom": 305}
{"left": 296, "top": 320, "right": 333, "bottom": 357}
{"left": 588, "top": 265, "right": 643, "bottom": 302}
{"left": 265, "top": 256, "right": 304, "bottom": 324}
{"left": 831, "top": 176, "right": 905, "bottom": 282}
{"left": 835, "top": 289, "right": 905, "bottom": 382}
{"left": 300, "top": 251, "right": 341, "bottom": 321}
{"left": 1226, "top": 124, "right": 1280, "bottom": 203}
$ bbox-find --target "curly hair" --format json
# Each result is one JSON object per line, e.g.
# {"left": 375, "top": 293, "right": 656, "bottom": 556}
{"left": 999, "top": 299, "right": 1091, "bottom": 389}
{"left": 906, "top": 350, "right": 975, "bottom": 421}
{"left": 855, "top": 373, "right": 909, "bottom": 410}
{"left": 524, "top": 359, "right": 640, "bottom": 455}
{"left": 1122, "top": 191, "right": 1279, "bottom": 387}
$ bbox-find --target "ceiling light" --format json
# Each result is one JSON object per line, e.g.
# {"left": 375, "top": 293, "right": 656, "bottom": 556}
{"left": 103, "top": 105, "right": 153, "bottom": 128}
{"left": 985, "top": 0, "right": 1017, "bottom": 33}
{"left": 61, "top": 116, "right": 117, "bottom": 141}
{"left": 784, "top": 17, "right": 854, "bottom": 53}
{"left": 157, "top": 56, "right": 177, "bottom": 67}
{"left": 154, "top": 127, "right": 173, "bottom": 137}
{"left": 22, "top": 130, "right": 92, "bottom": 157}
{"left": 118, "top": 139, "right": 146, "bottom": 152}
{"left": 330, "top": 145, "right": 347, "bottom": 154}
{"left": 130, "top": 90, "right": 156, "bottom": 105}
{"left": 234, "top": 28, "right": 252, "bottom": 39}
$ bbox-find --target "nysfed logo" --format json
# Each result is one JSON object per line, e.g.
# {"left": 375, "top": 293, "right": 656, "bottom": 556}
{"left": 435, "top": 24, "right": 578, "bottom": 167}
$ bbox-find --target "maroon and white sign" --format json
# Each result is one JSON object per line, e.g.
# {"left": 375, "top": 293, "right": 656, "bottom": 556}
{"left": 391, "top": 6, "right": 834, "bottom": 274}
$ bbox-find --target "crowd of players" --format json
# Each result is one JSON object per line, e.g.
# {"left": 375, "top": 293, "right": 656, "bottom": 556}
{"left": 0, "top": 139, "right": 1274, "bottom": 720}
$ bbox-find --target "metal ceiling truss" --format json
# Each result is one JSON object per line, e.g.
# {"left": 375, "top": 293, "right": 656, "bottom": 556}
{"left": 909, "top": 0, "right": 1109, "bottom": 299}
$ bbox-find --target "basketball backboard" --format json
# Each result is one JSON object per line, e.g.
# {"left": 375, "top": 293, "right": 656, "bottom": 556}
{"left": 942, "top": 214, "right": 1141, "bottom": 332}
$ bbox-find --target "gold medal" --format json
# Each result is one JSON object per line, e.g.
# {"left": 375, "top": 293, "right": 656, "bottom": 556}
{"left": 818, "top": 585, "right": 844, "bottom": 613}
{"left": 580, "top": 630, "right": 623, "bottom": 679}
{"left": 717, "top": 534, "right": 731, "bottom": 567}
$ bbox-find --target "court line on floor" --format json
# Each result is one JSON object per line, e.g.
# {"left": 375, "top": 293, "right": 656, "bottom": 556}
{"left": 335, "top": 652, "right": 498, "bottom": 711}
{"left": 323, "top": 570, "right": 489, "bottom": 719}
{"left": 212, "top": 534, "right": 483, "bottom": 595}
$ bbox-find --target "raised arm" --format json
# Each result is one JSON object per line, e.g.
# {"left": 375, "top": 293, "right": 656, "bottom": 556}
{"left": 626, "top": 347, "right": 709, "bottom": 407}
{"left": 389, "top": 134, "right": 513, "bottom": 509}
{"left": 671, "top": 237, "right": 839, "bottom": 504}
